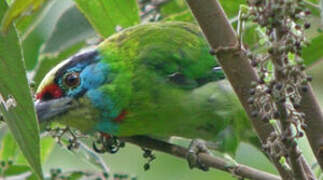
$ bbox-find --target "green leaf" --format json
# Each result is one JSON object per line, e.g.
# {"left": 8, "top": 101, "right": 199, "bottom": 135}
{"left": 160, "top": 0, "right": 187, "bottom": 16}
{"left": 0, "top": 132, "right": 55, "bottom": 166}
{"left": 4, "top": 165, "right": 30, "bottom": 176}
{"left": 243, "top": 22, "right": 261, "bottom": 47}
{"left": 162, "top": 10, "right": 194, "bottom": 22}
{"left": 0, "top": 1, "right": 42, "bottom": 179}
{"left": 0, "top": 132, "right": 19, "bottom": 161}
{"left": 21, "top": 0, "right": 75, "bottom": 70}
{"left": 219, "top": 0, "right": 246, "bottom": 18}
{"left": 67, "top": 171, "right": 85, "bottom": 180}
{"left": 74, "top": 0, "right": 140, "bottom": 38}
{"left": 41, "top": 6, "right": 95, "bottom": 54}
{"left": 161, "top": 0, "right": 245, "bottom": 22}
{"left": 15, "top": 0, "right": 55, "bottom": 38}
{"left": 16, "top": 136, "right": 55, "bottom": 165}
{"left": 160, "top": 0, "right": 194, "bottom": 22}
{"left": 215, "top": 126, "right": 239, "bottom": 156}
{"left": 303, "top": 34, "right": 323, "bottom": 66}
{"left": 1, "top": 0, "right": 46, "bottom": 33}
{"left": 23, "top": 32, "right": 44, "bottom": 70}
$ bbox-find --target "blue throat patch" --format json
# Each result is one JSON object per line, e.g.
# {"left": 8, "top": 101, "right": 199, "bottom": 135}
{"left": 86, "top": 89, "right": 120, "bottom": 134}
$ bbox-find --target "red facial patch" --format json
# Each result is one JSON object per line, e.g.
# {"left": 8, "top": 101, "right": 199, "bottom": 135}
{"left": 114, "top": 110, "right": 127, "bottom": 123}
{"left": 36, "top": 83, "right": 63, "bottom": 100}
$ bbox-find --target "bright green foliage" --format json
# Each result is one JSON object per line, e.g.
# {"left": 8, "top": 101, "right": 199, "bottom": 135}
{"left": 22, "top": 0, "right": 76, "bottom": 70}
{"left": 219, "top": 0, "right": 246, "bottom": 17}
{"left": 0, "top": 132, "right": 55, "bottom": 178}
{"left": 14, "top": 0, "right": 54, "bottom": 37}
{"left": 160, "top": 0, "right": 188, "bottom": 19}
{"left": 1, "top": 0, "right": 46, "bottom": 33}
{"left": 41, "top": 6, "right": 95, "bottom": 54}
{"left": 74, "top": 0, "right": 140, "bottom": 38}
{"left": 161, "top": 0, "right": 246, "bottom": 19}
{"left": 161, "top": 0, "right": 194, "bottom": 23}
{"left": 3, "top": 165, "right": 30, "bottom": 177}
{"left": 0, "top": 133, "right": 19, "bottom": 161}
{"left": 162, "top": 10, "right": 194, "bottom": 22}
{"left": 0, "top": 1, "right": 42, "bottom": 179}
{"left": 16, "top": 136, "right": 55, "bottom": 165}
{"left": 303, "top": 34, "right": 323, "bottom": 66}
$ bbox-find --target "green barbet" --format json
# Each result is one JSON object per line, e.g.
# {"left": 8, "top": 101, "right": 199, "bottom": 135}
{"left": 35, "top": 22, "right": 257, "bottom": 155}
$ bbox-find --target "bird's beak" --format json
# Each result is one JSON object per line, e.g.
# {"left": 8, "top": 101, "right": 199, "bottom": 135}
{"left": 35, "top": 97, "right": 75, "bottom": 123}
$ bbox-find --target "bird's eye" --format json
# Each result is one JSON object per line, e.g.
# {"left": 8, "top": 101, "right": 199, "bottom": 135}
{"left": 63, "top": 72, "right": 80, "bottom": 88}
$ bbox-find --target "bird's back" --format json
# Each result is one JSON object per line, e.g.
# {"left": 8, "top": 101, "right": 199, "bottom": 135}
{"left": 96, "top": 22, "right": 251, "bottom": 149}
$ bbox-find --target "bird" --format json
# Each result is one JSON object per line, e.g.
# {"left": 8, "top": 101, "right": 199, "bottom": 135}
{"left": 35, "top": 22, "right": 258, "bottom": 165}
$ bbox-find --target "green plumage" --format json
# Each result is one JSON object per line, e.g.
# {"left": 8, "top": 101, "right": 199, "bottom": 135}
{"left": 36, "top": 22, "right": 256, "bottom": 154}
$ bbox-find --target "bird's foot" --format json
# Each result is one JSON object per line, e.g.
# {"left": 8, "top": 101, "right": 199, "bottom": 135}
{"left": 93, "top": 133, "right": 125, "bottom": 154}
{"left": 186, "top": 139, "right": 210, "bottom": 171}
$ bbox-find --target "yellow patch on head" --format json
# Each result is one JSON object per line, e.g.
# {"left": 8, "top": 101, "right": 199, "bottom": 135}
{"left": 37, "top": 59, "right": 70, "bottom": 94}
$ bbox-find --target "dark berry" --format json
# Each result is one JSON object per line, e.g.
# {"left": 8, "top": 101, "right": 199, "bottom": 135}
{"left": 144, "top": 163, "right": 150, "bottom": 171}
{"left": 248, "top": 97, "right": 254, "bottom": 104}
{"left": 304, "top": 23, "right": 311, "bottom": 29}
{"left": 275, "top": 83, "right": 283, "bottom": 90}
{"left": 209, "top": 49, "right": 216, "bottom": 55}
{"left": 293, "top": 103, "right": 300, "bottom": 109}
{"left": 251, "top": 111, "right": 258, "bottom": 117}
{"left": 273, "top": 111, "right": 280, "bottom": 119}
{"left": 301, "top": 85, "right": 308, "bottom": 92}
{"left": 249, "top": 89, "right": 256, "bottom": 95}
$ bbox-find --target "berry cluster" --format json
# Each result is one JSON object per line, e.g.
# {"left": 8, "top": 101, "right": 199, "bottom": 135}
{"left": 49, "top": 168, "right": 111, "bottom": 180}
{"left": 142, "top": 148, "right": 156, "bottom": 171}
{"left": 246, "top": 0, "right": 312, "bottom": 165}
{"left": 46, "top": 127, "right": 81, "bottom": 151}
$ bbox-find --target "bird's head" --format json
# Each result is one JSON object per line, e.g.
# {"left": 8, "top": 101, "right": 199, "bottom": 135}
{"left": 35, "top": 48, "right": 110, "bottom": 128}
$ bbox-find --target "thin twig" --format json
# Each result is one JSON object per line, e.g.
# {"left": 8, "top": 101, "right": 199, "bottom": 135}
{"left": 303, "top": 0, "right": 321, "bottom": 9}
{"left": 121, "top": 136, "right": 281, "bottom": 180}
{"left": 79, "top": 141, "right": 110, "bottom": 173}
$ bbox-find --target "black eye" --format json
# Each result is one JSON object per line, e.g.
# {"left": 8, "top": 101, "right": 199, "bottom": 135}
{"left": 63, "top": 72, "right": 80, "bottom": 88}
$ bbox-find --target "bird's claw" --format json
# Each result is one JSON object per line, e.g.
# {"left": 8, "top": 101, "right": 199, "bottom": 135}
{"left": 186, "top": 139, "right": 210, "bottom": 171}
{"left": 92, "top": 134, "right": 125, "bottom": 154}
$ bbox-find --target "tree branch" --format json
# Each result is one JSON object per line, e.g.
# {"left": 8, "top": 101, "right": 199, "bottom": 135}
{"left": 184, "top": 0, "right": 293, "bottom": 179}
{"left": 300, "top": 85, "right": 323, "bottom": 168}
{"left": 79, "top": 141, "right": 110, "bottom": 173}
{"left": 122, "top": 136, "right": 281, "bottom": 180}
